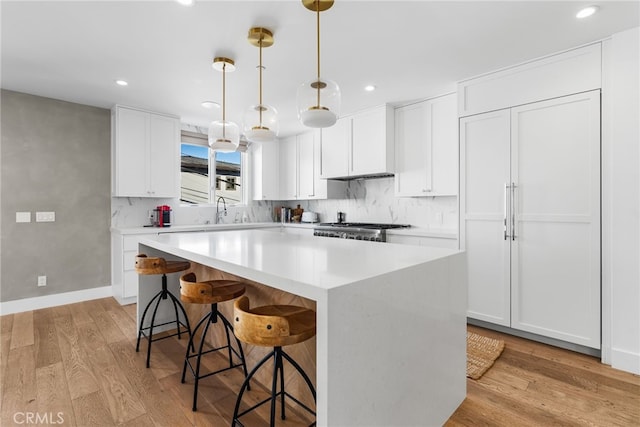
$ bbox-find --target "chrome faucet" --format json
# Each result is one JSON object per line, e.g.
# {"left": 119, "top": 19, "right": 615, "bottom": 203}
{"left": 215, "top": 196, "right": 227, "bottom": 224}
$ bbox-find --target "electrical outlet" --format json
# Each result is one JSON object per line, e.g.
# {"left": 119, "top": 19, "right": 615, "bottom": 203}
{"left": 36, "top": 211, "right": 55, "bottom": 222}
{"left": 37, "top": 276, "right": 47, "bottom": 287}
{"left": 16, "top": 212, "right": 31, "bottom": 223}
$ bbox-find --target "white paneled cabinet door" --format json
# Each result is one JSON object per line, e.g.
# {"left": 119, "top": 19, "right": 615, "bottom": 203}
{"left": 460, "top": 109, "right": 512, "bottom": 326}
{"left": 279, "top": 135, "right": 298, "bottom": 200}
{"left": 395, "top": 102, "right": 430, "bottom": 196}
{"left": 113, "top": 107, "right": 148, "bottom": 196}
{"left": 297, "top": 131, "right": 315, "bottom": 199}
{"left": 510, "top": 91, "right": 601, "bottom": 349}
{"left": 148, "top": 114, "right": 180, "bottom": 197}
{"left": 320, "top": 117, "right": 350, "bottom": 178}
{"left": 251, "top": 141, "right": 279, "bottom": 200}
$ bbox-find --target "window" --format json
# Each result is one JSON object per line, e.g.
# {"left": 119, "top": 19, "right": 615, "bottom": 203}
{"left": 180, "top": 131, "right": 246, "bottom": 205}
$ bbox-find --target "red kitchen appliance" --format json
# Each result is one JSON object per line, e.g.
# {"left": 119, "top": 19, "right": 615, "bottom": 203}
{"left": 154, "top": 205, "right": 172, "bottom": 227}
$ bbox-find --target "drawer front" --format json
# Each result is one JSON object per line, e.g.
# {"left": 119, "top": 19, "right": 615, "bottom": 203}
{"left": 124, "top": 250, "right": 138, "bottom": 271}
{"left": 123, "top": 235, "right": 142, "bottom": 251}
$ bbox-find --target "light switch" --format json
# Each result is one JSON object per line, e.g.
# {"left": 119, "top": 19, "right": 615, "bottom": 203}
{"left": 36, "top": 211, "right": 55, "bottom": 222}
{"left": 16, "top": 212, "right": 31, "bottom": 223}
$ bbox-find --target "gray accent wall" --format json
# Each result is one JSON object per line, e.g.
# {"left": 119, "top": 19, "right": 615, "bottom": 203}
{"left": 1, "top": 90, "right": 111, "bottom": 302}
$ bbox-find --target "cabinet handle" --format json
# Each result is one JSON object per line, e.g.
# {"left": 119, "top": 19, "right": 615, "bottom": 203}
{"left": 511, "top": 182, "right": 517, "bottom": 241}
{"left": 504, "top": 183, "right": 510, "bottom": 240}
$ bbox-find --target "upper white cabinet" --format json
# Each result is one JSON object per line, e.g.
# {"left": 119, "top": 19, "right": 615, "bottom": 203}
{"left": 279, "top": 131, "right": 346, "bottom": 201}
{"left": 458, "top": 43, "right": 601, "bottom": 117}
{"left": 320, "top": 105, "right": 394, "bottom": 179}
{"left": 394, "top": 93, "right": 458, "bottom": 197}
{"left": 111, "top": 105, "right": 180, "bottom": 198}
{"left": 250, "top": 141, "right": 279, "bottom": 201}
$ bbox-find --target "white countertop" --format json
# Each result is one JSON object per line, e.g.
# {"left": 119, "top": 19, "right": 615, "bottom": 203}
{"left": 113, "top": 222, "right": 457, "bottom": 239}
{"left": 139, "top": 228, "right": 459, "bottom": 300}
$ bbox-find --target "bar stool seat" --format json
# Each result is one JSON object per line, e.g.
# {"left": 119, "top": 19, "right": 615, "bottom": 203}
{"left": 135, "top": 254, "right": 193, "bottom": 368}
{"left": 232, "top": 296, "right": 316, "bottom": 427}
{"left": 180, "top": 273, "right": 250, "bottom": 412}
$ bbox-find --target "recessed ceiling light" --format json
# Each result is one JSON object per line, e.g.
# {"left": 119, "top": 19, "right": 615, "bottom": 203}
{"left": 364, "top": 85, "right": 376, "bottom": 92}
{"left": 201, "top": 101, "right": 220, "bottom": 109}
{"left": 576, "top": 5, "right": 599, "bottom": 19}
{"left": 176, "top": 0, "right": 194, "bottom": 6}
{"left": 115, "top": 80, "right": 128, "bottom": 86}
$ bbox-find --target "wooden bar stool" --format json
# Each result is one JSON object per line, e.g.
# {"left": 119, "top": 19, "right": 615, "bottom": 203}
{"left": 135, "top": 254, "right": 193, "bottom": 368}
{"left": 232, "top": 296, "right": 316, "bottom": 427}
{"left": 179, "top": 272, "right": 250, "bottom": 412}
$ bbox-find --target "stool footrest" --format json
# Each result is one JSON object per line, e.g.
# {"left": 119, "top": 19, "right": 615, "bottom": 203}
{"left": 138, "top": 321, "right": 190, "bottom": 343}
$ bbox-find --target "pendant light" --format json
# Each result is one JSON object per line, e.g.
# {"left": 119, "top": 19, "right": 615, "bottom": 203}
{"left": 208, "top": 57, "right": 240, "bottom": 152}
{"left": 297, "top": 0, "right": 341, "bottom": 128}
{"left": 244, "top": 27, "right": 279, "bottom": 143}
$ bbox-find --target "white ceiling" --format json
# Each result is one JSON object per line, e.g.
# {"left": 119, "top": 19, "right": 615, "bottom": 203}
{"left": 2, "top": 1, "right": 638, "bottom": 137}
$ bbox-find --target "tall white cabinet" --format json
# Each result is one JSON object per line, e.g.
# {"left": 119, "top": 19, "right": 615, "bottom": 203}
{"left": 460, "top": 90, "right": 601, "bottom": 349}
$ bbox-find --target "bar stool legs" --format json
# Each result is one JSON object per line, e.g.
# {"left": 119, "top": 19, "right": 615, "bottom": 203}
{"left": 136, "top": 272, "right": 194, "bottom": 368}
{"left": 232, "top": 346, "right": 316, "bottom": 427}
{"left": 182, "top": 303, "right": 250, "bottom": 411}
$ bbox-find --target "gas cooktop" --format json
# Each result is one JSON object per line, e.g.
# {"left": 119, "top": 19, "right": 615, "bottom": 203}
{"left": 316, "top": 222, "right": 411, "bottom": 230}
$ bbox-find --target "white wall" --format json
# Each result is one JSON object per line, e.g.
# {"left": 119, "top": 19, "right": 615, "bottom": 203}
{"left": 607, "top": 27, "right": 640, "bottom": 375}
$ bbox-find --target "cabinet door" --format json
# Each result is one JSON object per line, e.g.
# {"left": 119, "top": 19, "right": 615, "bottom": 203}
{"left": 429, "top": 94, "right": 458, "bottom": 195}
{"left": 510, "top": 91, "right": 601, "bottom": 349}
{"left": 251, "top": 141, "right": 279, "bottom": 200}
{"left": 460, "top": 109, "right": 511, "bottom": 326}
{"left": 279, "top": 136, "right": 298, "bottom": 200}
{"left": 114, "top": 107, "right": 148, "bottom": 196}
{"left": 351, "top": 106, "right": 393, "bottom": 176}
{"left": 148, "top": 114, "right": 179, "bottom": 197}
{"left": 320, "top": 117, "right": 350, "bottom": 178}
{"left": 298, "top": 131, "right": 315, "bottom": 199}
{"left": 394, "top": 102, "right": 430, "bottom": 196}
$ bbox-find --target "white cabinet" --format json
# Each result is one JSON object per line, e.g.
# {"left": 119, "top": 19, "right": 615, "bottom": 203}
{"left": 279, "top": 131, "right": 346, "bottom": 201}
{"left": 386, "top": 234, "right": 458, "bottom": 249}
{"left": 395, "top": 93, "right": 458, "bottom": 197}
{"left": 251, "top": 141, "right": 279, "bottom": 200}
{"left": 460, "top": 91, "right": 601, "bottom": 349}
{"left": 279, "top": 135, "right": 299, "bottom": 200}
{"left": 111, "top": 232, "right": 155, "bottom": 304}
{"left": 111, "top": 105, "right": 180, "bottom": 197}
{"left": 320, "top": 105, "right": 394, "bottom": 179}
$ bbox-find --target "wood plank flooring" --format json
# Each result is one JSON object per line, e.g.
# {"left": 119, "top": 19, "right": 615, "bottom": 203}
{"left": 1, "top": 298, "right": 638, "bottom": 426}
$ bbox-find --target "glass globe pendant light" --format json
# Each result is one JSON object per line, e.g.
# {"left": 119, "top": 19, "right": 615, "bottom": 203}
{"left": 297, "top": 0, "right": 341, "bottom": 128}
{"left": 244, "top": 27, "right": 279, "bottom": 144}
{"left": 208, "top": 57, "right": 240, "bottom": 152}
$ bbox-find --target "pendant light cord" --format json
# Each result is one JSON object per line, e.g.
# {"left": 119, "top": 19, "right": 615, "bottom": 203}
{"left": 316, "top": 1, "right": 321, "bottom": 108}
{"left": 222, "top": 62, "right": 226, "bottom": 139}
{"left": 259, "top": 37, "right": 263, "bottom": 127}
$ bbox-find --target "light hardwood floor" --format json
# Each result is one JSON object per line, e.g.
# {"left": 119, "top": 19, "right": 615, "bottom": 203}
{"left": 1, "top": 298, "right": 638, "bottom": 426}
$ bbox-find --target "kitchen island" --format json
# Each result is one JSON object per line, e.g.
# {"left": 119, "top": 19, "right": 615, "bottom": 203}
{"left": 138, "top": 228, "right": 467, "bottom": 426}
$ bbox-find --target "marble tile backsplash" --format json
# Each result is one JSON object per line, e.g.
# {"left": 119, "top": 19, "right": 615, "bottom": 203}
{"left": 286, "top": 177, "right": 458, "bottom": 229}
{"left": 111, "top": 177, "right": 457, "bottom": 230}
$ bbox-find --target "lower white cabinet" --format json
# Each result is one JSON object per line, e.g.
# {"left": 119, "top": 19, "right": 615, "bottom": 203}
{"left": 394, "top": 93, "right": 458, "bottom": 197}
{"left": 111, "top": 232, "right": 155, "bottom": 304}
{"left": 386, "top": 234, "right": 458, "bottom": 249}
{"left": 460, "top": 91, "right": 601, "bottom": 349}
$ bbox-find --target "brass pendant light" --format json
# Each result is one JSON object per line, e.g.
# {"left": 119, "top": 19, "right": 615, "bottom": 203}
{"left": 208, "top": 57, "right": 240, "bottom": 152}
{"left": 297, "top": 0, "right": 341, "bottom": 128}
{"left": 244, "top": 27, "right": 279, "bottom": 143}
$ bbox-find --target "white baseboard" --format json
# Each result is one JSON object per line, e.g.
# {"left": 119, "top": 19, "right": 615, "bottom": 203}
{"left": 611, "top": 347, "right": 640, "bottom": 375}
{"left": 0, "top": 286, "right": 113, "bottom": 315}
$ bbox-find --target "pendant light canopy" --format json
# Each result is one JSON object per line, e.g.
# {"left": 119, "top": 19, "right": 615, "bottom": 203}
{"left": 209, "top": 57, "right": 240, "bottom": 152}
{"left": 244, "top": 27, "right": 279, "bottom": 144}
{"left": 297, "top": 0, "right": 341, "bottom": 128}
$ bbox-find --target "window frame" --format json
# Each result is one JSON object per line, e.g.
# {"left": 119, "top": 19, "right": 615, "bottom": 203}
{"left": 180, "top": 130, "right": 247, "bottom": 207}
